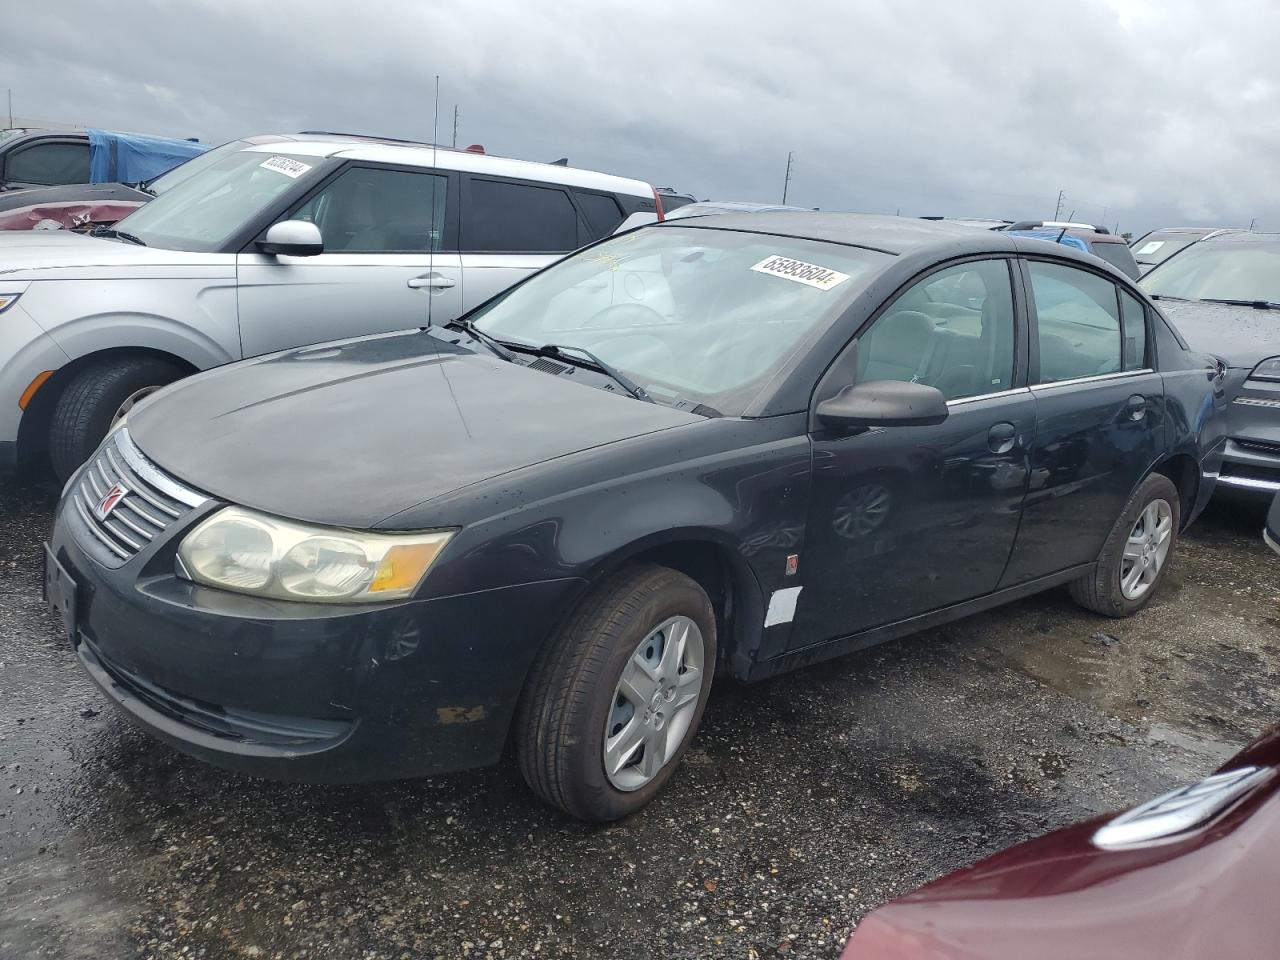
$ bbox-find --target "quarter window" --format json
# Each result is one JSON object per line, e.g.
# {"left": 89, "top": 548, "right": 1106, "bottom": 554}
{"left": 465, "top": 179, "right": 580, "bottom": 252}
{"left": 4, "top": 141, "right": 90, "bottom": 185}
{"left": 574, "top": 190, "right": 624, "bottom": 240}
{"left": 856, "top": 259, "right": 1016, "bottom": 401}
{"left": 1119, "top": 291, "right": 1149, "bottom": 370}
{"left": 1028, "top": 262, "right": 1122, "bottom": 383}
{"left": 291, "top": 167, "right": 447, "bottom": 253}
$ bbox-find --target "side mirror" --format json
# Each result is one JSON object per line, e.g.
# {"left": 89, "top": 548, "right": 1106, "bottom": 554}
{"left": 258, "top": 220, "right": 323, "bottom": 257}
{"left": 815, "top": 380, "right": 949, "bottom": 431}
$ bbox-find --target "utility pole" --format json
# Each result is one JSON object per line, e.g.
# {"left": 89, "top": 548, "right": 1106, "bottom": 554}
{"left": 451, "top": 105, "right": 458, "bottom": 148}
{"left": 6, "top": 89, "right": 11, "bottom": 130}
{"left": 1054, "top": 189, "right": 1065, "bottom": 220}
{"left": 1249, "top": 217, "right": 1257, "bottom": 232}
{"left": 782, "top": 151, "right": 794, "bottom": 204}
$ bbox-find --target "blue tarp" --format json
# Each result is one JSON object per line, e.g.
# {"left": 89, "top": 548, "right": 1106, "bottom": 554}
{"left": 86, "top": 129, "right": 210, "bottom": 184}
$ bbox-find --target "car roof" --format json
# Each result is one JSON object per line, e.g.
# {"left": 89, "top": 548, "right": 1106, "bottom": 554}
{"left": 1197, "top": 230, "right": 1280, "bottom": 245}
{"left": 238, "top": 137, "right": 653, "bottom": 197}
{"left": 658, "top": 211, "right": 1010, "bottom": 254}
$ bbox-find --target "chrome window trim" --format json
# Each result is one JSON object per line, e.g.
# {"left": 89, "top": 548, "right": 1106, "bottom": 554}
{"left": 945, "top": 386, "right": 1032, "bottom": 408}
{"left": 1031, "top": 368, "right": 1155, "bottom": 391}
{"left": 114, "top": 428, "right": 208, "bottom": 508}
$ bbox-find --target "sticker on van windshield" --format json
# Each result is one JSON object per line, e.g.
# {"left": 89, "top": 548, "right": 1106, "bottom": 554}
{"left": 751, "top": 255, "right": 850, "bottom": 291}
{"left": 1135, "top": 240, "right": 1165, "bottom": 255}
{"left": 259, "top": 156, "right": 312, "bottom": 179}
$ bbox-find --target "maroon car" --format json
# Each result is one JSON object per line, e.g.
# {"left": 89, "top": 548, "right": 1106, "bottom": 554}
{"left": 843, "top": 727, "right": 1280, "bottom": 959}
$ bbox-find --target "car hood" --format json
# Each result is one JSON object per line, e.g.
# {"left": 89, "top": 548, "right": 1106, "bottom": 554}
{"left": 1157, "top": 299, "right": 1280, "bottom": 368}
{"left": 127, "top": 331, "right": 705, "bottom": 529}
{"left": 0, "top": 228, "right": 208, "bottom": 276}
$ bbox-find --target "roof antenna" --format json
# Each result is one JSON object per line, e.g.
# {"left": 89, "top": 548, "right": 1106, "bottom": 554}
{"left": 427, "top": 75, "right": 440, "bottom": 329}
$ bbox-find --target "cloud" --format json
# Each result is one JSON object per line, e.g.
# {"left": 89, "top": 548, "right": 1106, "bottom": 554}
{"left": 8, "top": 0, "right": 1280, "bottom": 233}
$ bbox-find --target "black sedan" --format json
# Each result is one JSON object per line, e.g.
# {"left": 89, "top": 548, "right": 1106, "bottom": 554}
{"left": 46, "top": 214, "right": 1227, "bottom": 820}
{"left": 1140, "top": 230, "right": 1280, "bottom": 501}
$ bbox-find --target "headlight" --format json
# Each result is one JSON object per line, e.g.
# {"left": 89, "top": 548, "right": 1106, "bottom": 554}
{"left": 0, "top": 293, "right": 21, "bottom": 314}
{"left": 1249, "top": 356, "right": 1280, "bottom": 382}
{"left": 177, "top": 506, "right": 453, "bottom": 603}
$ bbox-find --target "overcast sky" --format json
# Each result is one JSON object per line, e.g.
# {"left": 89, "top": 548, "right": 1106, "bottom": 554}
{"left": 9, "top": 0, "right": 1279, "bottom": 234}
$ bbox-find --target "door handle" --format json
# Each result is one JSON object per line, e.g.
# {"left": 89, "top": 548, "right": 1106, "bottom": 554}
{"left": 1125, "top": 394, "right": 1146, "bottom": 421}
{"left": 407, "top": 275, "right": 456, "bottom": 290}
{"left": 987, "top": 421, "right": 1017, "bottom": 454}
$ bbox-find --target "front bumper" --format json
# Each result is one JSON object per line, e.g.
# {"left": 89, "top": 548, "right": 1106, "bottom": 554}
{"left": 49, "top": 491, "right": 581, "bottom": 782}
{"left": 1218, "top": 382, "right": 1280, "bottom": 500}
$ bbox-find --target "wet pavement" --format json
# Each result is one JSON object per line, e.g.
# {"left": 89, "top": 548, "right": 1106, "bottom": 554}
{"left": 2, "top": 475, "right": 1277, "bottom": 959}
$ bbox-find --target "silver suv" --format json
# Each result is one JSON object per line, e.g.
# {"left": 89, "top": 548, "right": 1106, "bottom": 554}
{"left": 0, "top": 135, "right": 660, "bottom": 477}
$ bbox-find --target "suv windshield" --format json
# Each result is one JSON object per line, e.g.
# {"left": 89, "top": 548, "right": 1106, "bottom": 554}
{"left": 472, "top": 226, "right": 889, "bottom": 415}
{"left": 112, "top": 150, "right": 328, "bottom": 252}
{"left": 1140, "top": 241, "right": 1280, "bottom": 305}
{"left": 145, "top": 138, "right": 255, "bottom": 195}
{"left": 1132, "top": 232, "right": 1205, "bottom": 268}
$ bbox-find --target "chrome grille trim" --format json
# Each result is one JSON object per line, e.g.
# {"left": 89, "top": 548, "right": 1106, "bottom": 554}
{"left": 1233, "top": 396, "right": 1280, "bottom": 409}
{"left": 69, "top": 429, "right": 207, "bottom": 564}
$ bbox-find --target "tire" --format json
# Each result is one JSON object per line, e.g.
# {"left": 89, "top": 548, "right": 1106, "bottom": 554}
{"left": 516, "top": 564, "right": 717, "bottom": 821}
{"left": 49, "top": 356, "right": 185, "bottom": 481}
{"left": 1069, "top": 472, "right": 1180, "bottom": 618}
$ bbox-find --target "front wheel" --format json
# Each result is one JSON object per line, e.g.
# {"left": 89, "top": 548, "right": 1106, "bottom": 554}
{"left": 48, "top": 356, "right": 185, "bottom": 480}
{"left": 516, "top": 564, "right": 716, "bottom": 821}
{"left": 1070, "top": 473, "right": 1180, "bottom": 617}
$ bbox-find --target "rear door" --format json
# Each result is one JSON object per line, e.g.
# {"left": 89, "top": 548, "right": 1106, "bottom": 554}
{"left": 458, "top": 175, "right": 586, "bottom": 311}
{"left": 236, "top": 163, "right": 463, "bottom": 357}
{"left": 1000, "top": 257, "right": 1164, "bottom": 585}
{"left": 1, "top": 136, "right": 91, "bottom": 189}
{"left": 790, "top": 257, "right": 1034, "bottom": 647}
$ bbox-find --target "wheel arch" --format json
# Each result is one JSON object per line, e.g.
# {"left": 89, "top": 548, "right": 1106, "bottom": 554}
{"left": 1151, "top": 452, "right": 1199, "bottom": 530}
{"left": 16, "top": 346, "right": 199, "bottom": 469}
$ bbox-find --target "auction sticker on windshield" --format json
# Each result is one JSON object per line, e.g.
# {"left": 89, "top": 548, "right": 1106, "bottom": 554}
{"left": 752, "top": 255, "right": 851, "bottom": 291}
{"left": 259, "top": 156, "right": 312, "bottom": 179}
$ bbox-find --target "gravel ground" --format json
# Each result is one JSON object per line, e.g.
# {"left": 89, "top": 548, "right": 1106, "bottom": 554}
{"left": 2, "top": 475, "right": 1277, "bottom": 960}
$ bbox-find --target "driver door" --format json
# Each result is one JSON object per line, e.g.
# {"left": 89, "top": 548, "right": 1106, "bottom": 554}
{"left": 789, "top": 258, "right": 1035, "bottom": 649}
{"left": 236, "top": 164, "right": 463, "bottom": 358}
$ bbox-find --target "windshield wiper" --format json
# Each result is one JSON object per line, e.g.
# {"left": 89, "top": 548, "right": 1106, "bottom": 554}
{"left": 1149, "top": 294, "right": 1188, "bottom": 302}
{"left": 537, "top": 344, "right": 654, "bottom": 403}
{"left": 442, "top": 319, "right": 518, "bottom": 361}
{"left": 1201, "top": 297, "right": 1277, "bottom": 310}
{"left": 91, "top": 226, "right": 146, "bottom": 246}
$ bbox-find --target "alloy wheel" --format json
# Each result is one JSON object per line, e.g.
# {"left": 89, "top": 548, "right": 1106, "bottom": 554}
{"left": 1119, "top": 498, "right": 1173, "bottom": 600}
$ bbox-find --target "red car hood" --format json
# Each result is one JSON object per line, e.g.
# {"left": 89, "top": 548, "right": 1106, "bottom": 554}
{"left": 843, "top": 728, "right": 1280, "bottom": 960}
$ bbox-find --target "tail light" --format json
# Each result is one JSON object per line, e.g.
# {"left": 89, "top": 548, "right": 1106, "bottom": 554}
{"left": 652, "top": 187, "right": 665, "bottom": 221}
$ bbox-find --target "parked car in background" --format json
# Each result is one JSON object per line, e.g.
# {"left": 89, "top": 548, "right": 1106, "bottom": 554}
{"left": 655, "top": 188, "right": 696, "bottom": 213}
{"left": 0, "top": 136, "right": 662, "bottom": 478}
{"left": 0, "top": 135, "right": 278, "bottom": 232}
{"left": 1130, "top": 226, "right": 1228, "bottom": 275}
{"left": 664, "top": 200, "right": 810, "bottom": 220}
{"left": 842, "top": 725, "right": 1280, "bottom": 959}
{"left": 1140, "top": 231, "right": 1280, "bottom": 501}
{"left": 0, "top": 128, "right": 206, "bottom": 193}
{"left": 45, "top": 214, "right": 1224, "bottom": 821}
{"left": 1006, "top": 225, "right": 1141, "bottom": 279}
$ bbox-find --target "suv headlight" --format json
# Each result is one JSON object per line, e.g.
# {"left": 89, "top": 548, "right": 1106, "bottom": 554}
{"left": 176, "top": 506, "right": 453, "bottom": 603}
{"left": 1249, "top": 356, "right": 1280, "bottom": 382}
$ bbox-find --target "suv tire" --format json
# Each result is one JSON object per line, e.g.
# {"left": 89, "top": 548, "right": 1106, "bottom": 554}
{"left": 49, "top": 356, "right": 185, "bottom": 480}
{"left": 1070, "top": 472, "right": 1180, "bottom": 618}
{"left": 516, "top": 564, "right": 716, "bottom": 821}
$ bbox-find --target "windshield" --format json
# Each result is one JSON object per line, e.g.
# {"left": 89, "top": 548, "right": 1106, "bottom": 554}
{"left": 1131, "top": 232, "right": 1205, "bottom": 267}
{"left": 472, "top": 226, "right": 890, "bottom": 415}
{"left": 112, "top": 150, "right": 327, "bottom": 252}
{"left": 145, "top": 138, "right": 255, "bottom": 195}
{"left": 1140, "top": 241, "right": 1280, "bottom": 305}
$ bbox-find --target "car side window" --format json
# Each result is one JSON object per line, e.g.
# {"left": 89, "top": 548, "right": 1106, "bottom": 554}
{"left": 574, "top": 190, "right": 625, "bottom": 240}
{"left": 855, "top": 259, "right": 1015, "bottom": 401}
{"left": 464, "top": 178, "right": 580, "bottom": 252}
{"left": 1028, "top": 261, "right": 1122, "bottom": 383}
{"left": 4, "top": 141, "right": 90, "bottom": 185}
{"left": 1119, "top": 290, "right": 1148, "bottom": 370}
{"left": 290, "top": 167, "right": 447, "bottom": 253}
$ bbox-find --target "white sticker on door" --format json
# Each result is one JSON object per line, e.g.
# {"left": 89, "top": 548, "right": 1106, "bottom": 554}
{"left": 764, "top": 586, "right": 803, "bottom": 627}
{"left": 259, "top": 156, "right": 312, "bottom": 179}
{"left": 751, "top": 255, "right": 850, "bottom": 291}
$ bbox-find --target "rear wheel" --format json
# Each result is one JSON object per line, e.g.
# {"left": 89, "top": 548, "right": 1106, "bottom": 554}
{"left": 1070, "top": 473, "right": 1180, "bottom": 617}
{"left": 516, "top": 564, "right": 716, "bottom": 821}
{"left": 49, "top": 356, "right": 185, "bottom": 480}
